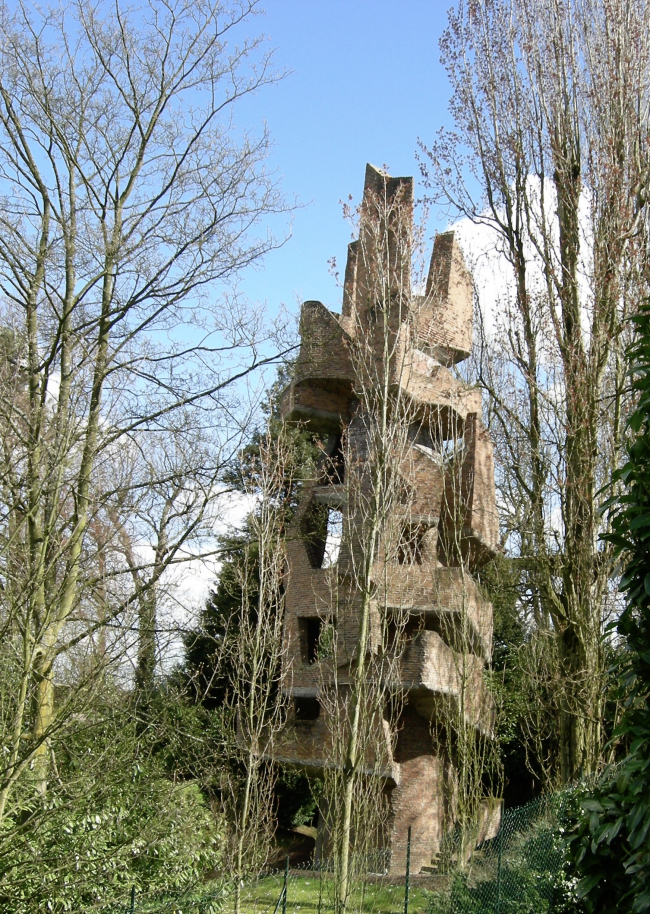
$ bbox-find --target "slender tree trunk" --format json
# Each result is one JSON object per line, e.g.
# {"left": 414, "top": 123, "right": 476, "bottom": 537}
{"left": 337, "top": 566, "right": 376, "bottom": 910}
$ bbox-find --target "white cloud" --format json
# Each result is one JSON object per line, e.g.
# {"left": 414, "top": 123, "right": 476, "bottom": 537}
{"left": 450, "top": 177, "right": 597, "bottom": 349}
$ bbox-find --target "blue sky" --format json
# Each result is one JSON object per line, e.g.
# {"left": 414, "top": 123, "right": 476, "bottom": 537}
{"left": 235, "top": 1, "right": 457, "bottom": 319}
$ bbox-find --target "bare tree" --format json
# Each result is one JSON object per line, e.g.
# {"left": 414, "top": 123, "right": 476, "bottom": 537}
{"left": 326, "top": 173, "right": 421, "bottom": 910}
{"left": 0, "top": 0, "right": 289, "bottom": 829}
{"left": 429, "top": 409, "right": 503, "bottom": 863}
{"left": 421, "top": 0, "right": 650, "bottom": 784}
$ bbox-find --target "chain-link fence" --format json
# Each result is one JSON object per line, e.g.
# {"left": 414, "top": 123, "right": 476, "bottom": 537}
{"left": 100, "top": 794, "right": 569, "bottom": 914}
{"left": 429, "top": 794, "right": 568, "bottom": 913}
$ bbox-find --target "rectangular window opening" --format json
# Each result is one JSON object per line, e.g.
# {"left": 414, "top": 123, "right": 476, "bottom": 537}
{"left": 298, "top": 616, "right": 322, "bottom": 664}
{"left": 397, "top": 524, "right": 426, "bottom": 565}
{"left": 294, "top": 696, "right": 320, "bottom": 722}
{"left": 323, "top": 509, "right": 343, "bottom": 567}
{"left": 326, "top": 435, "right": 345, "bottom": 484}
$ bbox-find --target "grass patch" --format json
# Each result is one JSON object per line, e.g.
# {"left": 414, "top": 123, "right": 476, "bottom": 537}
{"left": 237, "top": 871, "right": 436, "bottom": 914}
{"left": 96, "top": 871, "right": 441, "bottom": 913}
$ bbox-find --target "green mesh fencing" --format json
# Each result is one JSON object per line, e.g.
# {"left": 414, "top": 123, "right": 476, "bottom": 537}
{"left": 99, "top": 794, "right": 569, "bottom": 914}
{"left": 428, "top": 794, "right": 567, "bottom": 914}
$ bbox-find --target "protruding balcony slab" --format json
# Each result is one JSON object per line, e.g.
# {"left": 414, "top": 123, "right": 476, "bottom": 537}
{"left": 401, "top": 631, "right": 494, "bottom": 732}
{"left": 377, "top": 566, "right": 493, "bottom": 658}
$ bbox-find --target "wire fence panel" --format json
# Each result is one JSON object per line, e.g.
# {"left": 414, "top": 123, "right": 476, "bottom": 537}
{"left": 98, "top": 795, "right": 568, "bottom": 914}
{"left": 428, "top": 795, "right": 567, "bottom": 914}
{"left": 239, "top": 863, "right": 416, "bottom": 914}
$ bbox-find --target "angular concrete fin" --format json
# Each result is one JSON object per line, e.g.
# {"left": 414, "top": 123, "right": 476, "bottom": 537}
{"left": 354, "top": 165, "right": 414, "bottom": 326}
{"left": 420, "top": 231, "right": 473, "bottom": 364}
{"left": 294, "top": 300, "right": 353, "bottom": 386}
{"left": 461, "top": 413, "right": 499, "bottom": 561}
{"left": 342, "top": 240, "right": 358, "bottom": 319}
{"left": 363, "top": 163, "right": 414, "bottom": 207}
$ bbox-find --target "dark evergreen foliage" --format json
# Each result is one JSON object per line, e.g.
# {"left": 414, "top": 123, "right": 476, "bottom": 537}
{"left": 183, "top": 365, "right": 320, "bottom": 707}
{"left": 184, "top": 532, "right": 260, "bottom": 709}
{"left": 182, "top": 364, "right": 323, "bottom": 838}
{"left": 478, "top": 555, "right": 539, "bottom": 807}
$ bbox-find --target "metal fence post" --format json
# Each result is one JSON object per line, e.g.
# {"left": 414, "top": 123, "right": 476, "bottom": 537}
{"left": 403, "top": 826, "right": 411, "bottom": 914}
{"left": 282, "top": 854, "right": 289, "bottom": 914}
{"left": 129, "top": 885, "right": 135, "bottom": 914}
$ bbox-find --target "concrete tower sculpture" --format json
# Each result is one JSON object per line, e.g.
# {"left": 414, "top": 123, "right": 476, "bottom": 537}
{"left": 276, "top": 165, "right": 500, "bottom": 875}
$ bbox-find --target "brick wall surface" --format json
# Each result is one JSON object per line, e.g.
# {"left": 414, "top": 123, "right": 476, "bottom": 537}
{"left": 419, "top": 232, "right": 473, "bottom": 364}
{"left": 388, "top": 706, "right": 446, "bottom": 874}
